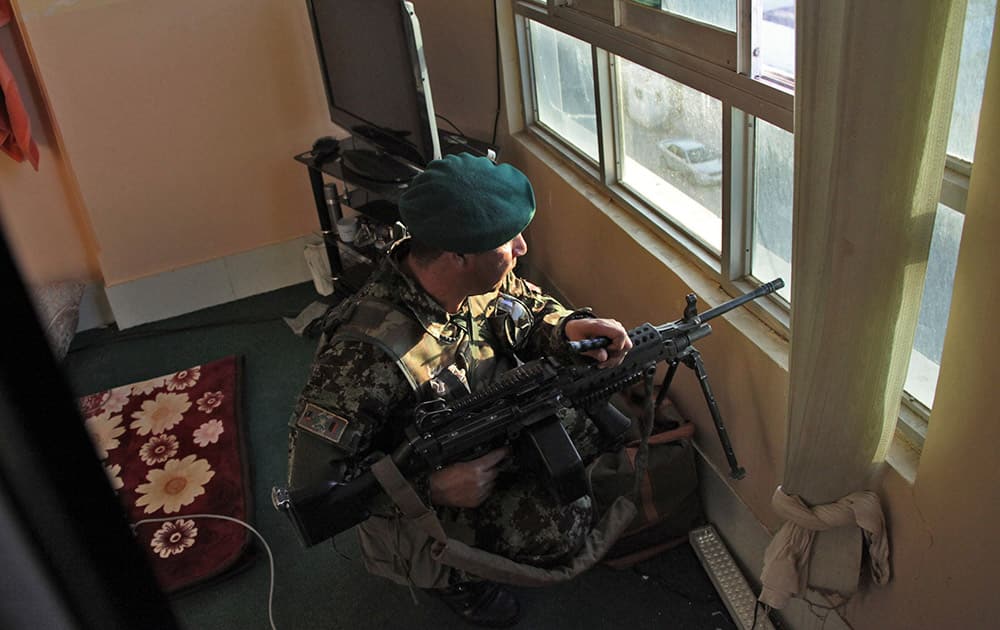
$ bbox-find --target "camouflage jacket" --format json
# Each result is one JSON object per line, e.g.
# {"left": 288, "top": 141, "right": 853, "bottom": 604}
{"left": 287, "top": 239, "right": 598, "bottom": 491}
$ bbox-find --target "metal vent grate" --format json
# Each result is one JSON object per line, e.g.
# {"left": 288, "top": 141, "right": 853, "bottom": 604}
{"left": 690, "top": 525, "right": 776, "bottom": 630}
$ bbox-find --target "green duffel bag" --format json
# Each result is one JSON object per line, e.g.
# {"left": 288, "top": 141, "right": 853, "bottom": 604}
{"left": 588, "top": 398, "right": 704, "bottom": 567}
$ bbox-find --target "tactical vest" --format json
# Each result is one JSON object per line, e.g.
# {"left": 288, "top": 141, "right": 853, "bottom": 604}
{"left": 330, "top": 292, "right": 513, "bottom": 402}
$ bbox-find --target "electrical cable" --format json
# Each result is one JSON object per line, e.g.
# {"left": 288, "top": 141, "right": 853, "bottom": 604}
{"left": 132, "top": 514, "right": 279, "bottom": 630}
{"left": 435, "top": 113, "right": 467, "bottom": 138}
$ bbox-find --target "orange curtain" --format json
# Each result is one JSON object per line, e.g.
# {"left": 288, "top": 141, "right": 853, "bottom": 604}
{"left": 0, "top": 0, "right": 39, "bottom": 170}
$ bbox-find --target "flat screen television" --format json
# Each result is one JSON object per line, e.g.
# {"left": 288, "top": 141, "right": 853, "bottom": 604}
{"left": 306, "top": 0, "right": 441, "bottom": 182}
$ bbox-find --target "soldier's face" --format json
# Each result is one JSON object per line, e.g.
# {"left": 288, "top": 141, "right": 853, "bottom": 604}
{"left": 465, "top": 233, "right": 527, "bottom": 294}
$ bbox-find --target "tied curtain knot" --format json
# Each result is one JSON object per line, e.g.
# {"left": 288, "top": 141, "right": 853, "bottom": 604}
{"left": 758, "top": 485, "right": 890, "bottom": 609}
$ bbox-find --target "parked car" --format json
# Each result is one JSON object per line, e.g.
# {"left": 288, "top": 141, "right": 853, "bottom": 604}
{"left": 657, "top": 139, "right": 723, "bottom": 186}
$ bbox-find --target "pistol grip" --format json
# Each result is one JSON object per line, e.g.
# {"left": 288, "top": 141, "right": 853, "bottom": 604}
{"left": 587, "top": 401, "right": 632, "bottom": 447}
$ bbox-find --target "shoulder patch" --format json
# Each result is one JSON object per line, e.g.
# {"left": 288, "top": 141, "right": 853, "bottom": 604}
{"left": 296, "top": 402, "right": 352, "bottom": 446}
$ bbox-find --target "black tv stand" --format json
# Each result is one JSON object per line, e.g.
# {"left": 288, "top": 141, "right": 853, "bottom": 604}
{"left": 340, "top": 149, "right": 416, "bottom": 184}
{"left": 293, "top": 130, "right": 497, "bottom": 284}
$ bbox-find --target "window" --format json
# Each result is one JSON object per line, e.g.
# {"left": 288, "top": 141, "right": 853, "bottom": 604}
{"left": 617, "top": 57, "right": 723, "bottom": 252}
{"left": 948, "top": 0, "right": 996, "bottom": 161}
{"left": 750, "top": 119, "right": 793, "bottom": 302}
{"left": 906, "top": 205, "right": 965, "bottom": 410}
{"left": 902, "top": 0, "right": 996, "bottom": 420}
{"left": 753, "top": 1, "right": 795, "bottom": 90}
{"left": 636, "top": 0, "right": 737, "bottom": 32}
{"left": 514, "top": 0, "right": 993, "bottom": 441}
{"left": 516, "top": 2, "right": 793, "bottom": 318}
{"left": 526, "top": 21, "right": 599, "bottom": 161}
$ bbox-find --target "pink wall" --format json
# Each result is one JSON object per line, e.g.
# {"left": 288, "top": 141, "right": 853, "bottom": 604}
{"left": 12, "top": 0, "right": 333, "bottom": 286}
{"left": 2, "top": 0, "right": 499, "bottom": 289}
{"left": 0, "top": 4, "right": 98, "bottom": 286}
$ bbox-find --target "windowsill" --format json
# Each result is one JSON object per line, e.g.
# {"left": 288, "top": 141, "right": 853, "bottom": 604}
{"left": 620, "top": 155, "right": 722, "bottom": 252}
{"left": 885, "top": 427, "right": 920, "bottom": 485}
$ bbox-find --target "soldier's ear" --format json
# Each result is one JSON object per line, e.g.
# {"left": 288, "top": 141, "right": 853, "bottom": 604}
{"left": 448, "top": 251, "right": 470, "bottom": 269}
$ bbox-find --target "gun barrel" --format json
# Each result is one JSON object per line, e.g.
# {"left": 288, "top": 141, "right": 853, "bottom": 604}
{"left": 697, "top": 278, "right": 784, "bottom": 323}
{"left": 570, "top": 279, "right": 784, "bottom": 354}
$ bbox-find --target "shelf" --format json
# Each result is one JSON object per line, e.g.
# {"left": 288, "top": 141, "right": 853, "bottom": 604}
{"left": 295, "top": 150, "right": 411, "bottom": 204}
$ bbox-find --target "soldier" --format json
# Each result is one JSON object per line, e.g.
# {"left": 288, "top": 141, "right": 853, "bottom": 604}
{"left": 287, "top": 153, "right": 632, "bottom": 627}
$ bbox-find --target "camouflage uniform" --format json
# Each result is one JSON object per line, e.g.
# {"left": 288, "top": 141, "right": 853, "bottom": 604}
{"left": 287, "top": 239, "right": 604, "bottom": 586}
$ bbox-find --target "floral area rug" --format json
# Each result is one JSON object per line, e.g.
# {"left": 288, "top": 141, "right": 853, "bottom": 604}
{"left": 78, "top": 355, "right": 252, "bottom": 594}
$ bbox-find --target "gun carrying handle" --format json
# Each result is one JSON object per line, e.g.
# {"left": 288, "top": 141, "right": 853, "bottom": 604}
{"left": 586, "top": 401, "right": 632, "bottom": 446}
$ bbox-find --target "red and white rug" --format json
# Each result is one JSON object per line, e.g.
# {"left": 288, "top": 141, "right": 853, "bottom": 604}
{"left": 78, "top": 355, "right": 252, "bottom": 593}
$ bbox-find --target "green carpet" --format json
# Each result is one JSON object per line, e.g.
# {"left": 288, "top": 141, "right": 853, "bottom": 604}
{"left": 65, "top": 282, "right": 736, "bottom": 630}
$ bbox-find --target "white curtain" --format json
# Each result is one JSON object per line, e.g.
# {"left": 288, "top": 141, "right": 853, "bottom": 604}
{"left": 760, "top": 0, "right": 966, "bottom": 607}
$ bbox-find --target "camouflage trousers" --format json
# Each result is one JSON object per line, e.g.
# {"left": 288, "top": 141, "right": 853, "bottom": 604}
{"left": 357, "top": 410, "right": 603, "bottom": 587}
{"left": 442, "top": 407, "right": 601, "bottom": 573}
{"left": 440, "top": 469, "right": 594, "bottom": 571}
{"left": 357, "top": 464, "right": 597, "bottom": 589}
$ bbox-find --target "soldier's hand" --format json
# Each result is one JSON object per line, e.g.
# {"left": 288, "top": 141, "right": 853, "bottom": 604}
{"left": 429, "top": 447, "right": 508, "bottom": 508}
{"left": 564, "top": 317, "right": 633, "bottom": 368}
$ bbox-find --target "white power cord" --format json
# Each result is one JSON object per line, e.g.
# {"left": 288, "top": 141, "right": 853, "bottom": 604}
{"left": 131, "top": 514, "right": 278, "bottom": 630}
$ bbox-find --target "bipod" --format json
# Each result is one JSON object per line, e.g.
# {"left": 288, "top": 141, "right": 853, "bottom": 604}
{"left": 655, "top": 345, "right": 746, "bottom": 480}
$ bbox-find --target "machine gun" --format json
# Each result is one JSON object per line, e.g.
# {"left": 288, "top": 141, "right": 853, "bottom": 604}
{"left": 273, "top": 279, "right": 784, "bottom": 547}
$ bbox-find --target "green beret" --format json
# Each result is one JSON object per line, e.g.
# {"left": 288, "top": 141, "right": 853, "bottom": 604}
{"left": 399, "top": 153, "right": 536, "bottom": 253}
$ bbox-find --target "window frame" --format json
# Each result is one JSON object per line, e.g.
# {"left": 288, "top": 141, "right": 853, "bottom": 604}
{"left": 518, "top": 0, "right": 793, "bottom": 332}
{"left": 903, "top": 164, "right": 971, "bottom": 428}
{"left": 521, "top": 19, "right": 604, "bottom": 167}
{"left": 612, "top": 56, "right": 727, "bottom": 257}
{"left": 515, "top": 0, "right": 982, "bottom": 449}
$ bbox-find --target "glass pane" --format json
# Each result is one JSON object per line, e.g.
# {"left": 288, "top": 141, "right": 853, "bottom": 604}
{"left": 635, "top": 0, "right": 737, "bottom": 32}
{"left": 905, "top": 204, "right": 965, "bottom": 408}
{"left": 528, "top": 21, "right": 599, "bottom": 161}
{"left": 948, "top": 0, "right": 997, "bottom": 161}
{"left": 754, "top": 0, "right": 796, "bottom": 90}
{"left": 617, "top": 57, "right": 723, "bottom": 251}
{"left": 751, "top": 119, "right": 793, "bottom": 301}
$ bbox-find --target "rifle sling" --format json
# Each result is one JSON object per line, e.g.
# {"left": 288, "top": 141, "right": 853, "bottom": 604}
{"left": 630, "top": 370, "right": 656, "bottom": 500}
{"left": 369, "top": 451, "right": 644, "bottom": 586}
{"left": 370, "top": 457, "right": 448, "bottom": 542}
